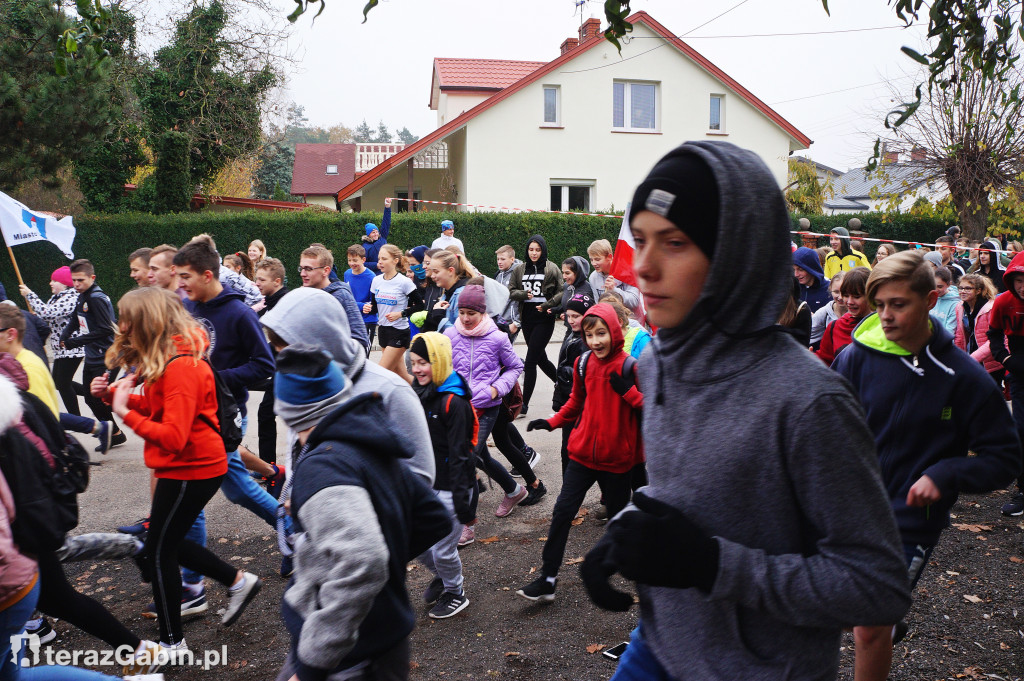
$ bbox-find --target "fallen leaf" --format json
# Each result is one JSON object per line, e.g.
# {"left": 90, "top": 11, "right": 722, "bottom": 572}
{"left": 578, "top": 507, "right": 590, "bottom": 516}
{"left": 1000, "top": 642, "right": 1010, "bottom": 650}
{"left": 504, "top": 652, "right": 520, "bottom": 657}
{"left": 571, "top": 516, "right": 585, "bottom": 526}
{"left": 963, "top": 594, "right": 983, "bottom": 604}
{"left": 409, "top": 662, "right": 420, "bottom": 670}
{"left": 1010, "top": 556, "right": 1023, "bottom": 563}
{"left": 586, "top": 644, "right": 606, "bottom": 654}
{"left": 529, "top": 566, "right": 537, "bottom": 574}
{"left": 565, "top": 556, "right": 584, "bottom": 565}
{"left": 952, "top": 523, "right": 993, "bottom": 532}
{"left": 479, "top": 536, "right": 501, "bottom": 544}
{"left": 537, "top": 536, "right": 547, "bottom": 541}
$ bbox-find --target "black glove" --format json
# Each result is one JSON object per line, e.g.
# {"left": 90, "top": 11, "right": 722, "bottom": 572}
{"left": 607, "top": 491, "right": 720, "bottom": 592}
{"left": 609, "top": 371, "right": 632, "bottom": 396}
{"left": 526, "top": 419, "right": 553, "bottom": 432}
{"left": 1004, "top": 355, "right": 1024, "bottom": 379}
{"left": 580, "top": 532, "right": 634, "bottom": 611}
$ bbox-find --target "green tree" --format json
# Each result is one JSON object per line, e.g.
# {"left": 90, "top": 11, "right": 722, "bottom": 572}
{"left": 254, "top": 142, "right": 295, "bottom": 199}
{"left": 396, "top": 126, "right": 419, "bottom": 144}
{"left": 784, "top": 159, "right": 826, "bottom": 214}
{"left": 0, "top": 0, "right": 115, "bottom": 189}
{"left": 135, "top": 0, "right": 275, "bottom": 210}
{"left": 374, "top": 120, "right": 392, "bottom": 143}
{"left": 353, "top": 119, "right": 374, "bottom": 143}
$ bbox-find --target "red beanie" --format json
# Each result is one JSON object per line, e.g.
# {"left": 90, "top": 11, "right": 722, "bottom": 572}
{"left": 51, "top": 266, "right": 73, "bottom": 288}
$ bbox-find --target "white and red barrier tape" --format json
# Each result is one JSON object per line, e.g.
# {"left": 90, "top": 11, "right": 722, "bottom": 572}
{"left": 386, "top": 197, "right": 1010, "bottom": 254}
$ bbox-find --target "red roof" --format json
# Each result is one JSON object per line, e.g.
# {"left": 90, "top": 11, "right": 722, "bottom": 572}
{"left": 433, "top": 58, "right": 546, "bottom": 91}
{"left": 291, "top": 144, "right": 356, "bottom": 196}
{"left": 340, "top": 11, "right": 811, "bottom": 201}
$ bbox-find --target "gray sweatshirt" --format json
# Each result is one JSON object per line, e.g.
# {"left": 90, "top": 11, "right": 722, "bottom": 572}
{"left": 629, "top": 142, "right": 910, "bottom": 679}
{"left": 260, "top": 286, "right": 435, "bottom": 486}
{"left": 588, "top": 269, "right": 642, "bottom": 319}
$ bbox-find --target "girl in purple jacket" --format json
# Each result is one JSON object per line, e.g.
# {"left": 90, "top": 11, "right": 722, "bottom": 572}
{"left": 444, "top": 284, "right": 546, "bottom": 518}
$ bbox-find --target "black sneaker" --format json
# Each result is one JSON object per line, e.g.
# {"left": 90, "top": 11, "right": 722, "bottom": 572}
{"left": 1001, "top": 491, "right": 1024, "bottom": 516}
{"left": 142, "top": 587, "right": 208, "bottom": 619}
{"left": 93, "top": 420, "right": 113, "bottom": 454}
{"left": 428, "top": 591, "right": 469, "bottom": 619}
{"left": 516, "top": 576, "right": 556, "bottom": 603}
{"left": 423, "top": 577, "right": 444, "bottom": 604}
{"left": 520, "top": 480, "right": 547, "bottom": 507}
{"left": 110, "top": 430, "right": 128, "bottom": 448}
{"left": 25, "top": 616, "right": 56, "bottom": 644}
{"left": 892, "top": 621, "right": 909, "bottom": 645}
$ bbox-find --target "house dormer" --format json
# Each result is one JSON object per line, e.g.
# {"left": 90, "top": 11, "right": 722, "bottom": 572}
{"left": 429, "top": 58, "right": 545, "bottom": 127}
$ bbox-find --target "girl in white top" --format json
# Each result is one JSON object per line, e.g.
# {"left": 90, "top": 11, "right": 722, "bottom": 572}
{"left": 364, "top": 244, "right": 424, "bottom": 382}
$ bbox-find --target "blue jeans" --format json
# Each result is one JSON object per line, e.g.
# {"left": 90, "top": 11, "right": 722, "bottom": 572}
{"left": 903, "top": 541, "right": 935, "bottom": 591}
{"left": 181, "top": 511, "right": 206, "bottom": 585}
{"left": 0, "top": 582, "right": 118, "bottom": 680}
{"left": 609, "top": 625, "right": 673, "bottom": 681}
{"left": 58, "top": 413, "right": 94, "bottom": 435}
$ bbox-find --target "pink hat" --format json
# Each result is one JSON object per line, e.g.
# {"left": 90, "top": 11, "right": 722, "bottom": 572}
{"left": 51, "top": 266, "right": 73, "bottom": 288}
{"left": 457, "top": 284, "right": 487, "bottom": 313}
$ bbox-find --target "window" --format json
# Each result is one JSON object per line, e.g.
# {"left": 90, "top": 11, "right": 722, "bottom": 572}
{"left": 612, "top": 81, "right": 657, "bottom": 131}
{"left": 550, "top": 181, "right": 594, "bottom": 212}
{"left": 709, "top": 94, "right": 724, "bottom": 132}
{"left": 542, "top": 86, "right": 560, "bottom": 125}
{"left": 326, "top": 164, "right": 338, "bottom": 175}
{"left": 395, "top": 189, "right": 421, "bottom": 212}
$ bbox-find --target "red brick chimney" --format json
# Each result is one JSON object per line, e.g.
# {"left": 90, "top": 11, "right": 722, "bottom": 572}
{"left": 560, "top": 37, "right": 579, "bottom": 55}
{"left": 579, "top": 18, "right": 602, "bottom": 43}
{"left": 882, "top": 150, "right": 899, "bottom": 164}
{"left": 911, "top": 147, "right": 927, "bottom": 162}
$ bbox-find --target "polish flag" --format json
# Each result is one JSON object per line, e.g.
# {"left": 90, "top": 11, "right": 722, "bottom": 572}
{"left": 609, "top": 203, "right": 637, "bottom": 287}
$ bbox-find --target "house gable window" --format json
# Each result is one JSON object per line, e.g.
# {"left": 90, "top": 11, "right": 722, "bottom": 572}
{"left": 709, "top": 94, "right": 725, "bottom": 133}
{"left": 550, "top": 180, "right": 594, "bottom": 212}
{"left": 542, "top": 85, "right": 561, "bottom": 126}
{"left": 612, "top": 81, "right": 658, "bottom": 132}
{"left": 326, "top": 164, "right": 338, "bottom": 175}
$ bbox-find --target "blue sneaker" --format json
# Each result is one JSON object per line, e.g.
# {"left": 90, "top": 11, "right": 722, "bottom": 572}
{"left": 141, "top": 586, "right": 208, "bottom": 619}
{"left": 280, "top": 554, "right": 294, "bottom": 578}
{"left": 93, "top": 421, "right": 112, "bottom": 454}
{"left": 117, "top": 517, "right": 150, "bottom": 535}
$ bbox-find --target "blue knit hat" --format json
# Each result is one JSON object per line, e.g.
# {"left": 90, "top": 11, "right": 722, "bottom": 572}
{"left": 365, "top": 223, "right": 377, "bottom": 236}
{"left": 410, "top": 245, "right": 429, "bottom": 263}
{"left": 441, "top": 220, "right": 454, "bottom": 232}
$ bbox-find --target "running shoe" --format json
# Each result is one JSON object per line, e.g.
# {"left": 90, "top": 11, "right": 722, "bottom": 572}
{"left": 93, "top": 421, "right": 112, "bottom": 454}
{"left": 1001, "top": 491, "right": 1024, "bottom": 516}
{"left": 516, "top": 576, "right": 556, "bottom": 603}
{"left": 118, "top": 517, "right": 150, "bottom": 535}
{"left": 221, "top": 572, "right": 261, "bottom": 626}
{"left": 428, "top": 591, "right": 469, "bottom": 619}
{"left": 423, "top": 577, "right": 444, "bottom": 604}
{"left": 520, "top": 480, "right": 547, "bottom": 507}
{"left": 457, "top": 525, "right": 475, "bottom": 547}
{"left": 142, "top": 587, "right": 208, "bottom": 619}
{"left": 265, "top": 464, "right": 286, "bottom": 500}
{"left": 495, "top": 486, "right": 528, "bottom": 517}
{"left": 25, "top": 617, "right": 56, "bottom": 644}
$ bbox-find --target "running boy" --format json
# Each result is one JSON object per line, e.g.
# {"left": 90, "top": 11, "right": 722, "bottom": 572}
{"left": 552, "top": 293, "right": 593, "bottom": 474}
{"left": 579, "top": 142, "right": 909, "bottom": 680}
{"left": 409, "top": 332, "right": 476, "bottom": 619}
{"left": 518, "top": 303, "right": 643, "bottom": 603}
{"left": 494, "top": 245, "right": 522, "bottom": 341}
{"left": 345, "top": 244, "right": 377, "bottom": 352}
{"left": 833, "top": 250, "right": 1020, "bottom": 681}
{"left": 60, "top": 259, "right": 127, "bottom": 447}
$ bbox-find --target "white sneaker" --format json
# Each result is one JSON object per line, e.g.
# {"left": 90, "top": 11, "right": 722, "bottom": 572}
{"left": 122, "top": 641, "right": 166, "bottom": 676}
{"left": 221, "top": 572, "right": 262, "bottom": 626}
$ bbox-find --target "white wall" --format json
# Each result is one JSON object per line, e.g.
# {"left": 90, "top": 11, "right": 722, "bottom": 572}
{"left": 458, "top": 21, "right": 802, "bottom": 212}
{"left": 437, "top": 92, "right": 494, "bottom": 128}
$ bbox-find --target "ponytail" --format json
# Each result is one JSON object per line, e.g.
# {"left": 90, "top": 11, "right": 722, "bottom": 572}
{"left": 380, "top": 244, "right": 409, "bottom": 275}
{"left": 432, "top": 250, "right": 472, "bottom": 279}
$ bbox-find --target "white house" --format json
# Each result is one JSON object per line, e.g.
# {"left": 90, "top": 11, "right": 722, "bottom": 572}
{"left": 337, "top": 12, "right": 811, "bottom": 213}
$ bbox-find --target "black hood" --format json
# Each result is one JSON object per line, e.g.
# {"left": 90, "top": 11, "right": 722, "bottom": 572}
{"left": 305, "top": 392, "right": 415, "bottom": 461}
{"left": 526, "top": 234, "right": 548, "bottom": 272}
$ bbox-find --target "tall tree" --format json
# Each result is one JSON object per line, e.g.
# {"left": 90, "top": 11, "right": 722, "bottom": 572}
{"left": 0, "top": 0, "right": 115, "bottom": 189}
{"left": 374, "top": 120, "right": 392, "bottom": 143}
{"left": 886, "top": 67, "right": 1024, "bottom": 241}
{"left": 253, "top": 142, "right": 295, "bottom": 199}
{"left": 353, "top": 119, "right": 373, "bottom": 143}
{"left": 395, "top": 127, "right": 419, "bottom": 145}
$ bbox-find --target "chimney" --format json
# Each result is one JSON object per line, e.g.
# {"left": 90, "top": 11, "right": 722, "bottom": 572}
{"left": 560, "top": 37, "right": 579, "bottom": 55}
{"left": 579, "top": 17, "right": 602, "bottom": 43}
{"left": 911, "top": 147, "right": 926, "bottom": 162}
{"left": 882, "top": 151, "right": 899, "bottom": 164}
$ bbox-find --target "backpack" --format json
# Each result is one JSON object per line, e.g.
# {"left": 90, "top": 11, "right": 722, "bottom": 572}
{"left": 1, "top": 392, "right": 90, "bottom": 553}
{"left": 169, "top": 355, "right": 243, "bottom": 452}
{"left": 444, "top": 394, "right": 479, "bottom": 448}
{"left": 576, "top": 350, "right": 637, "bottom": 399}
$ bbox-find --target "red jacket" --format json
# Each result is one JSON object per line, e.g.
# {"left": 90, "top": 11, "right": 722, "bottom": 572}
{"left": 546, "top": 304, "right": 643, "bottom": 473}
{"left": 121, "top": 335, "right": 227, "bottom": 480}
{"left": 816, "top": 313, "right": 861, "bottom": 366}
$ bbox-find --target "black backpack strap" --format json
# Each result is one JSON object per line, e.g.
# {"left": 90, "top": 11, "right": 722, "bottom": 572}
{"left": 621, "top": 354, "right": 638, "bottom": 385}
{"left": 576, "top": 350, "right": 591, "bottom": 398}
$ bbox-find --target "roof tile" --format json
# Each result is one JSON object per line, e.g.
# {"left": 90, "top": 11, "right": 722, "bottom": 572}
{"left": 291, "top": 144, "right": 356, "bottom": 195}
{"left": 434, "top": 58, "right": 546, "bottom": 90}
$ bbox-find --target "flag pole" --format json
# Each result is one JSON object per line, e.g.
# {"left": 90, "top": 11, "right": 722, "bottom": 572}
{"left": 6, "top": 245, "right": 33, "bottom": 314}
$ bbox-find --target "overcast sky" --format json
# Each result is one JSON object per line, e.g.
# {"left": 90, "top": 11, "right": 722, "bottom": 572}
{"left": 270, "top": 0, "right": 931, "bottom": 172}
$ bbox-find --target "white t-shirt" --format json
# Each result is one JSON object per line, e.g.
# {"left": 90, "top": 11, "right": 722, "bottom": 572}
{"left": 371, "top": 273, "right": 417, "bottom": 329}
{"left": 431, "top": 234, "right": 465, "bottom": 254}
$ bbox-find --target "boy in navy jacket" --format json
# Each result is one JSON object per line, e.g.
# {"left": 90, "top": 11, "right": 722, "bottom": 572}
{"left": 833, "top": 250, "right": 1021, "bottom": 680}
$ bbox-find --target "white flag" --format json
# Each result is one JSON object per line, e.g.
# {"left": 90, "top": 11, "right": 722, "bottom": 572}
{"left": 0, "top": 190, "right": 76, "bottom": 259}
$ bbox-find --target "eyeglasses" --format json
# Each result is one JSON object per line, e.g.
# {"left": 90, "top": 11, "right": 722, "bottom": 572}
{"left": 297, "top": 266, "right": 325, "bottom": 274}
{"left": 959, "top": 286, "right": 975, "bottom": 291}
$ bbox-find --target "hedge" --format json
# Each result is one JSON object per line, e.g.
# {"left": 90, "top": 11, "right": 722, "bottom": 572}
{"left": 0, "top": 209, "right": 622, "bottom": 305}
{"left": 0, "top": 208, "right": 994, "bottom": 307}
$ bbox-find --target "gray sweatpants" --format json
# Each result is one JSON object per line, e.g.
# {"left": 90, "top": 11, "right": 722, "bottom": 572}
{"left": 57, "top": 533, "right": 140, "bottom": 562}
{"left": 417, "top": 490, "right": 464, "bottom": 594}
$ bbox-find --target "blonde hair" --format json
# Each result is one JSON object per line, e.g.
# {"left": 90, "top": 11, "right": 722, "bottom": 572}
{"left": 431, "top": 250, "right": 472, "bottom": 279}
{"left": 587, "top": 239, "right": 612, "bottom": 258}
{"left": 379, "top": 244, "right": 409, "bottom": 275}
{"left": 188, "top": 233, "right": 217, "bottom": 252}
{"left": 106, "top": 288, "right": 206, "bottom": 383}
{"left": 958, "top": 273, "right": 998, "bottom": 302}
{"left": 248, "top": 239, "right": 266, "bottom": 261}
{"left": 866, "top": 251, "right": 935, "bottom": 307}
{"left": 301, "top": 245, "right": 333, "bottom": 269}
{"left": 495, "top": 245, "right": 515, "bottom": 258}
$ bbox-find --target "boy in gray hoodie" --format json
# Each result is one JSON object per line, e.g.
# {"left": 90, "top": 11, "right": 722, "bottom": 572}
{"left": 579, "top": 142, "right": 910, "bottom": 681}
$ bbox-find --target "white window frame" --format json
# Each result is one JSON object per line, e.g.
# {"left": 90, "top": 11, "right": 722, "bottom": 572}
{"left": 612, "top": 80, "right": 659, "bottom": 133}
{"left": 542, "top": 85, "right": 561, "bottom": 127}
{"left": 550, "top": 179, "right": 596, "bottom": 212}
{"left": 709, "top": 94, "right": 726, "bottom": 133}
{"left": 326, "top": 164, "right": 338, "bottom": 175}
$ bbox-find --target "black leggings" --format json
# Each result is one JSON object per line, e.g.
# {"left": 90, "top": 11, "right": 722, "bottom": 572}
{"left": 81, "top": 363, "right": 117, "bottom": 424}
{"left": 140, "top": 475, "right": 238, "bottom": 645}
{"left": 257, "top": 384, "right": 277, "bottom": 464}
{"left": 492, "top": 408, "right": 537, "bottom": 486}
{"left": 521, "top": 315, "right": 556, "bottom": 408}
{"left": 36, "top": 550, "right": 140, "bottom": 650}
{"left": 52, "top": 357, "right": 82, "bottom": 416}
